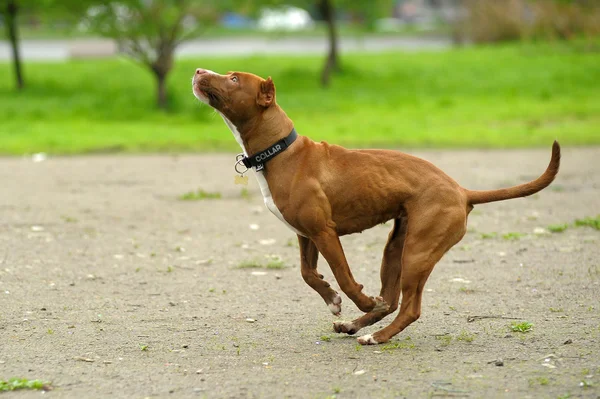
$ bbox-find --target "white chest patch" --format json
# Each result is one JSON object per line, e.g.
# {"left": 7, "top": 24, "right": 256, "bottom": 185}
{"left": 220, "top": 114, "right": 304, "bottom": 237}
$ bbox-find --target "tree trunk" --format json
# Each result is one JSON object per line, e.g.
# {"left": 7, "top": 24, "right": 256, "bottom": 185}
{"left": 318, "top": 0, "right": 339, "bottom": 87}
{"left": 154, "top": 71, "right": 168, "bottom": 110}
{"left": 150, "top": 47, "right": 174, "bottom": 110}
{"left": 5, "top": 0, "right": 24, "bottom": 90}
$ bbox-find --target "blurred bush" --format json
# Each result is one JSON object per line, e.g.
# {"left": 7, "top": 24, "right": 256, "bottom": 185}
{"left": 458, "top": 0, "right": 600, "bottom": 43}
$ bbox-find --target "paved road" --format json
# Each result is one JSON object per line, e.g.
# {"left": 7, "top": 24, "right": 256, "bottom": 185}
{"left": 0, "top": 36, "right": 451, "bottom": 61}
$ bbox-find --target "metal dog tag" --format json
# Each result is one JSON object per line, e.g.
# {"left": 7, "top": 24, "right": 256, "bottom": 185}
{"left": 234, "top": 175, "right": 249, "bottom": 186}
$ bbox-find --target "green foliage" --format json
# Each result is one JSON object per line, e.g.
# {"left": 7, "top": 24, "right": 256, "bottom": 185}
{"left": 80, "top": 0, "right": 219, "bottom": 42}
{"left": 1, "top": 42, "right": 599, "bottom": 153}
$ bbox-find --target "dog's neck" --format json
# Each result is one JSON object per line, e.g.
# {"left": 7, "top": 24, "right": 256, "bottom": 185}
{"left": 222, "top": 105, "right": 294, "bottom": 156}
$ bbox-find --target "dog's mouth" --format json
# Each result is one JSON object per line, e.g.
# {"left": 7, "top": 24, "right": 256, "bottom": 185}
{"left": 202, "top": 89, "right": 219, "bottom": 103}
{"left": 193, "top": 78, "right": 222, "bottom": 106}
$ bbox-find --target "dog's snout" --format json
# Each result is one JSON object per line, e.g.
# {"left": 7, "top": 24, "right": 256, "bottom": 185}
{"left": 196, "top": 68, "right": 207, "bottom": 75}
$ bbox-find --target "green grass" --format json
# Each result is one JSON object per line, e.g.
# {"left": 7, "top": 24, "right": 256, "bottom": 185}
{"left": 548, "top": 223, "right": 569, "bottom": 233}
{"left": 574, "top": 215, "right": 600, "bottom": 230}
{"left": 511, "top": 321, "right": 534, "bottom": 333}
{"left": 456, "top": 330, "right": 476, "bottom": 342}
{"left": 237, "top": 256, "right": 285, "bottom": 269}
{"left": 435, "top": 334, "right": 452, "bottom": 346}
{"left": 1, "top": 40, "right": 599, "bottom": 154}
{"left": 502, "top": 232, "right": 526, "bottom": 240}
{"left": 0, "top": 378, "right": 51, "bottom": 392}
{"left": 320, "top": 335, "right": 332, "bottom": 342}
{"left": 380, "top": 337, "right": 416, "bottom": 351}
{"left": 178, "top": 189, "right": 222, "bottom": 201}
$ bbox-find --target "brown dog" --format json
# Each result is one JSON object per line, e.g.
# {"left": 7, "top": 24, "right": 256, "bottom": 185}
{"left": 192, "top": 68, "right": 560, "bottom": 345}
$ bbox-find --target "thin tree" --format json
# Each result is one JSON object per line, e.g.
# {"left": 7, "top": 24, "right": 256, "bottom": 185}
{"left": 318, "top": 0, "right": 339, "bottom": 87}
{"left": 2, "top": 0, "right": 24, "bottom": 89}
{"left": 83, "top": 0, "right": 217, "bottom": 109}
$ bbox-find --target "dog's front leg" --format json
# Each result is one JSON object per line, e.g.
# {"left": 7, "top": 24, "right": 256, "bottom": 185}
{"left": 311, "top": 229, "right": 388, "bottom": 314}
{"left": 298, "top": 235, "right": 343, "bottom": 315}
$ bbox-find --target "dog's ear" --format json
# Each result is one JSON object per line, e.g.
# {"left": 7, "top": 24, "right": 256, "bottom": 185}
{"left": 257, "top": 77, "right": 275, "bottom": 108}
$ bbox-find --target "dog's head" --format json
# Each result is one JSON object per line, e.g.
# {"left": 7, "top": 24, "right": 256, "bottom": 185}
{"left": 192, "top": 68, "right": 276, "bottom": 124}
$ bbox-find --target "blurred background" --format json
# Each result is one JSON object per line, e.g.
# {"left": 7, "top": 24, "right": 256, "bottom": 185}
{"left": 0, "top": 0, "right": 598, "bottom": 154}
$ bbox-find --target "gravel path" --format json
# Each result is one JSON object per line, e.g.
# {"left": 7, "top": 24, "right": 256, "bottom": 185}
{"left": 0, "top": 147, "right": 599, "bottom": 398}
{"left": 0, "top": 36, "right": 451, "bottom": 61}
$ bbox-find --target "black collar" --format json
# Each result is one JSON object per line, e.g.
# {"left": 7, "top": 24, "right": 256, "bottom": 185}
{"left": 241, "top": 128, "right": 298, "bottom": 172}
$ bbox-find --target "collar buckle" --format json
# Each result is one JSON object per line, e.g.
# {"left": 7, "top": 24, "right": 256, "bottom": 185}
{"left": 234, "top": 153, "right": 248, "bottom": 176}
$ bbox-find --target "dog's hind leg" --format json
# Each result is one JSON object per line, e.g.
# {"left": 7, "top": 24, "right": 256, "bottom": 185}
{"left": 357, "top": 207, "right": 467, "bottom": 345}
{"left": 298, "top": 235, "right": 343, "bottom": 315}
{"left": 334, "top": 216, "right": 406, "bottom": 335}
{"left": 311, "top": 229, "right": 387, "bottom": 313}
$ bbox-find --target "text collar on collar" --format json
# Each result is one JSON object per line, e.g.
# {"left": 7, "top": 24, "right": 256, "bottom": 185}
{"left": 239, "top": 128, "right": 298, "bottom": 172}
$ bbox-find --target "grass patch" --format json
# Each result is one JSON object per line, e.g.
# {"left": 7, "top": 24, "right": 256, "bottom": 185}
{"left": 480, "top": 232, "right": 497, "bottom": 239}
{"left": 580, "top": 380, "right": 593, "bottom": 388}
{"left": 502, "top": 232, "right": 526, "bottom": 241}
{"left": 511, "top": 321, "right": 534, "bottom": 333}
{"left": 459, "top": 286, "right": 475, "bottom": 294}
{"left": 178, "top": 189, "right": 221, "bottom": 201}
{"left": 547, "top": 224, "right": 569, "bottom": 233}
{"left": 381, "top": 337, "right": 415, "bottom": 351}
{"left": 435, "top": 334, "right": 452, "bottom": 347}
{"left": 529, "top": 377, "right": 550, "bottom": 387}
{"left": 0, "top": 378, "right": 51, "bottom": 392}
{"left": 240, "top": 188, "right": 251, "bottom": 200}
{"left": 237, "top": 255, "right": 285, "bottom": 269}
{"left": 574, "top": 216, "right": 600, "bottom": 230}
{"left": 456, "top": 330, "right": 476, "bottom": 342}
{"left": 1, "top": 41, "right": 599, "bottom": 154}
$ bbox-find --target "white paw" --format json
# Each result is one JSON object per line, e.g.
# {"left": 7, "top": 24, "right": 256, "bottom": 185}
{"left": 357, "top": 333, "right": 379, "bottom": 345}
{"left": 328, "top": 302, "right": 341, "bottom": 316}
{"left": 328, "top": 294, "right": 342, "bottom": 316}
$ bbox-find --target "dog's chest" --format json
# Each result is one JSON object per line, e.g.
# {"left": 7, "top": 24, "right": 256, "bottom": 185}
{"left": 220, "top": 113, "right": 303, "bottom": 237}
{"left": 254, "top": 172, "right": 304, "bottom": 236}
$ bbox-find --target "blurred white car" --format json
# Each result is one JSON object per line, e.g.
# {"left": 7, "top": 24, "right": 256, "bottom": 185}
{"left": 257, "top": 6, "right": 314, "bottom": 31}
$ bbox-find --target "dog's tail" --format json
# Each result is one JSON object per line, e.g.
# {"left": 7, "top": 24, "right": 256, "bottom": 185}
{"left": 465, "top": 141, "right": 561, "bottom": 205}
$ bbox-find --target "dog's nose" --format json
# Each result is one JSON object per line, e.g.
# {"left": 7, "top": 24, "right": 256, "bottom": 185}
{"left": 196, "top": 68, "right": 207, "bottom": 75}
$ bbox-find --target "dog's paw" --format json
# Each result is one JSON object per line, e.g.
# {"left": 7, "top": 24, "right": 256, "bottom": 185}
{"left": 357, "top": 333, "right": 380, "bottom": 345}
{"left": 327, "top": 294, "right": 342, "bottom": 316}
{"left": 371, "top": 296, "right": 389, "bottom": 313}
{"left": 333, "top": 321, "right": 357, "bottom": 335}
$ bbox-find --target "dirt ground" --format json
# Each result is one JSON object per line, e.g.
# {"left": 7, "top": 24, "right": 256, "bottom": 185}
{"left": 1, "top": 147, "right": 599, "bottom": 399}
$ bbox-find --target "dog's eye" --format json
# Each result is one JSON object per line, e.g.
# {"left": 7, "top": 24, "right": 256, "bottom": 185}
{"left": 231, "top": 76, "right": 238, "bottom": 83}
